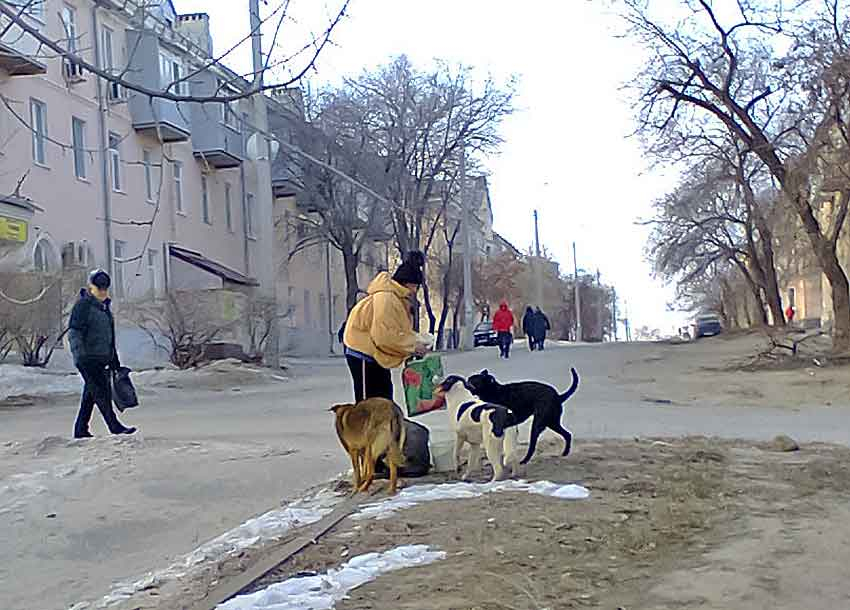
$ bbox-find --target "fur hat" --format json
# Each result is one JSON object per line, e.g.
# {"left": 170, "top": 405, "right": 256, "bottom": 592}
{"left": 392, "top": 250, "right": 425, "bottom": 285}
{"left": 88, "top": 268, "right": 111, "bottom": 289}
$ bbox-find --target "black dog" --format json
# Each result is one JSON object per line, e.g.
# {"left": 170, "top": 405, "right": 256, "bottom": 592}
{"left": 466, "top": 368, "right": 579, "bottom": 465}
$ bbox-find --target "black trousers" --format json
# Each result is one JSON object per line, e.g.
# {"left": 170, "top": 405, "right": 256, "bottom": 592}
{"left": 74, "top": 360, "right": 123, "bottom": 436}
{"left": 346, "top": 354, "right": 393, "bottom": 402}
{"left": 498, "top": 332, "right": 513, "bottom": 358}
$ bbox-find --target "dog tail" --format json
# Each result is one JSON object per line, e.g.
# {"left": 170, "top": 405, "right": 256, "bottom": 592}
{"left": 558, "top": 368, "right": 580, "bottom": 403}
{"left": 388, "top": 408, "right": 406, "bottom": 468}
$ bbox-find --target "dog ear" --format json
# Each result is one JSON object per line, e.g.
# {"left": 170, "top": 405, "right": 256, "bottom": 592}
{"left": 481, "top": 369, "right": 489, "bottom": 375}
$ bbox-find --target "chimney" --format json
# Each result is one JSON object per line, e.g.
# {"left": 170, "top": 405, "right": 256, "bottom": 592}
{"left": 176, "top": 13, "right": 212, "bottom": 57}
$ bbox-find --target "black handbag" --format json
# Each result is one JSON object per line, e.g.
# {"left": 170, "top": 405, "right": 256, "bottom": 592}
{"left": 112, "top": 366, "right": 139, "bottom": 412}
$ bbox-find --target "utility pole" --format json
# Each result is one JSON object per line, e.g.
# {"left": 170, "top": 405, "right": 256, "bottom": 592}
{"left": 612, "top": 287, "right": 618, "bottom": 342}
{"left": 573, "top": 241, "right": 582, "bottom": 343}
{"left": 249, "top": 0, "right": 264, "bottom": 88}
{"left": 461, "top": 144, "right": 474, "bottom": 350}
{"left": 533, "top": 210, "right": 544, "bottom": 308}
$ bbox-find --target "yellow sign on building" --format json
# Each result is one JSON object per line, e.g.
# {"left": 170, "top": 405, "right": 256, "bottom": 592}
{"left": 0, "top": 216, "right": 28, "bottom": 243}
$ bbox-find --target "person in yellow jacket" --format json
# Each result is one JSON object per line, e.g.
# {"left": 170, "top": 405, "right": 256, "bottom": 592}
{"left": 343, "top": 251, "right": 429, "bottom": 401}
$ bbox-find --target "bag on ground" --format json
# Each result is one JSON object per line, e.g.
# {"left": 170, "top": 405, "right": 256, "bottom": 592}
{"left": 112, "top": 367, "right": 139, "bottom": 412}
{"left": 376, "top": 418, "right": 431, "bottom": 478}
{"left": 402, "top": 354, "right": 445, "bottom": 417}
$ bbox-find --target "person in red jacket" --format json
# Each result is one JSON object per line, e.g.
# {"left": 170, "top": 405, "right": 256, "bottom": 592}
{"left": 493, "top": 300, "right": 515, "bottom": 359}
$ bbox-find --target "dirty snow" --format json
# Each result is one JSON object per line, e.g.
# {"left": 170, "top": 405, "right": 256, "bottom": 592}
{"left": 81, "top": 487, "right": 344, "bottom": 609}
{"left": 217, "top": 545, "right": 445, "bottom": 610}
{"left": 353, "top": 480, "right": 590, "bottom": 520}
{"left": 0, "top": 364, "right": 79, "bottom": 401}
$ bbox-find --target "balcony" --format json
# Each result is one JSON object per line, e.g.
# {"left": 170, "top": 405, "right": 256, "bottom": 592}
{"left": 189, "top": 71, "right": 244, "bottom": 168}
{"left": 0, "top": 8, "right": 47, "bottom": 76}
{"left": 124, "top": 29, "right": 190, "bottom": 143}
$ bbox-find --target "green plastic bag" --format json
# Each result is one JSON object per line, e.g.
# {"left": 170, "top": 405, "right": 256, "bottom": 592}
{"left": 402, "top": 354, "right": 446, "bottom": 417}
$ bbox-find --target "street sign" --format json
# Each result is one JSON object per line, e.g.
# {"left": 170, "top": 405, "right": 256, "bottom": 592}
{"left": 0, "top": 215, "right": 28, "bottom": 243}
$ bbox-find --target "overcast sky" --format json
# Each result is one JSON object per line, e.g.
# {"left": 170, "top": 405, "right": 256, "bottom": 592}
{"left": 173, "top": 0, "right": 688, "bottom": 335}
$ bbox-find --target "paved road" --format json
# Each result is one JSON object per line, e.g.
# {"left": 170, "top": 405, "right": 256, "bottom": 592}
{"left": 2, "top": 341, "right": 849, "bottom": 610}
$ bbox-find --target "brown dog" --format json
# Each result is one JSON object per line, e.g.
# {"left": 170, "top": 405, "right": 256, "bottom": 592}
{"left": 330, "top": 398, "right": 407, "bottom": 494}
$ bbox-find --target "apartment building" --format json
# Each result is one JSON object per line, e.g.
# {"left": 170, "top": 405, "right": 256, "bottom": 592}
{"left": 0, "top": 0, "right": 276, "bottom": 363}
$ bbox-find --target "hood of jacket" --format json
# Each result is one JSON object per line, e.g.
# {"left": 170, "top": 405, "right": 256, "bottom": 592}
{"left": 367, "top": 272, "right": 412, "bottom": 300}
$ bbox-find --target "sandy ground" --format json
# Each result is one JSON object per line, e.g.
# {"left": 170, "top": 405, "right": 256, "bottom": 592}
{"left": 242, "top": 437, "right": 850, "bottom": 610}
{"left": 3, "top": 333, "right": 850, "bottom": 609}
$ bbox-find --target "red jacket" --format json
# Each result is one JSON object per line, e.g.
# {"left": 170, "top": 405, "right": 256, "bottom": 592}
{"left": 493, "top": 303, "right": 514, "bottom": 333}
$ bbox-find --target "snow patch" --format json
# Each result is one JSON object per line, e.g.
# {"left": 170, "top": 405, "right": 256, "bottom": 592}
{"left": 353, "top": 480, "right": 590, "bottom": 520}
{"left": 83, "top": 487, "right": 344, "bottom": 608}
{"left": 217, "top": 545, "right": 445, "bottom": 610}
{"left": 0, "top": 364, "right": 79, "bottom": 401}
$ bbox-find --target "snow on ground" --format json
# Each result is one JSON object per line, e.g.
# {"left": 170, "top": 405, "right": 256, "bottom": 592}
{"left": 0, "top": 364, "right": 79, "bottom": 401}
{"left": 353, "top": 480, "right": 590, "bottom": 520}
{"left": 76, "top": 486, "right": 345, "bottom": 609}
{"left": 218, "top": 545, "right": 446, "bottom": 610}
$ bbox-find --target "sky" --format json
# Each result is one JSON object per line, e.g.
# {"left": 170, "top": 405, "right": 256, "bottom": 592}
{"left": 173, "top": 0, "right": 689, "bottom": 335}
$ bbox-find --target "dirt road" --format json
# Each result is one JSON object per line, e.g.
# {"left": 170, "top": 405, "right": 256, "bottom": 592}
{"left": 2, "top": 334, "right": 849, "bottom": 609}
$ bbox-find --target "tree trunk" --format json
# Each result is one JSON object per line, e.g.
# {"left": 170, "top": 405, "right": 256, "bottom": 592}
{"left": 752, "top": 214, "right": 785, "bottom": 326}
{"left": 733, "top": 260, "right": 768, "bottom": 326}
{"left": 342, "top": 248, "right": 360, "bottom": 312}
{"left": 421, "top": 279, "right": 437, "bottom": 334}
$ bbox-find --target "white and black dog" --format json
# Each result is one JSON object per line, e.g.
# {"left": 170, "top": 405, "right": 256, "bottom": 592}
{"left": 436, "top": 375, "right": 523, "bottom": 482}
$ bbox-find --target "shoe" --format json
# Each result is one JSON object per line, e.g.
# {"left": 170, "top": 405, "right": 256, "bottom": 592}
{"left": 114, "top": 426, "right": 137, "bottom": 435}
{"left": 74, "top": 431, "right": 94, "bottom": 439}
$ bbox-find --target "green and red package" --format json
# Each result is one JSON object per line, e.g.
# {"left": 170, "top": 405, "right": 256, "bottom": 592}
{"left": 402, "top": 354, "right": 445, "bottom": 417}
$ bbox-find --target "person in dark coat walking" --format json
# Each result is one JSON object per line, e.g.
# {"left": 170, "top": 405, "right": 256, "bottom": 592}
{"left": 534, "top": 307, "right": 551, "bottom": 351}
{"left": 522, "top": 306, "right": 536, "bottom": 351}
{"left": 69, "top": 269, "right": 136, "bottom": 439}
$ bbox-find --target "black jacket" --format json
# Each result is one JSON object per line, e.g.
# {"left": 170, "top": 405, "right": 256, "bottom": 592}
{"left": 68, "top": 290, "right": 119, "bottom": 366}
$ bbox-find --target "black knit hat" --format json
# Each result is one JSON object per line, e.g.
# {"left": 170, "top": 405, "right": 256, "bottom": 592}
{"left": 392, "top": 250, "right": 425, "bottom": 285}
{"left": 88, "top": 268, "right": 111, "bottom": 289}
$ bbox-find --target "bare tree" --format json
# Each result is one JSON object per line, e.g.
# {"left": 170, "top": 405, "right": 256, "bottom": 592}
{"left": 623, "top": 0, "right": 850, "bottom": 350}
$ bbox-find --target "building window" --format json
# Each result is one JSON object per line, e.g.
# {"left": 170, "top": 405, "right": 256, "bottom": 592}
{"left": 33, "top": 239, "right": 53, "bottom": 273}
{"left": 13, "top": 0, "right": 44, "bottom": 20}
{"left": 61, "top": 4, "right": 78, "bottom": 53}
{"left": 304, "top": 289, "right": 311, "bottom": 327}
{"left": 201, "top": 176, "right": 211, "bottom": 224}
{"left": 108, "top": 132, "right": 122, "bottom": 191}
{"left": 143, "top": 149, "right": 154, "bottom": 202}
{"left": 113, "top": 240, "right": 126, "bottom": 298}
{"left": 102, "top": 26, "right": 123, "bottom": 100}
{"left": 788, "top": 287, "right": 796, "bottom": 308}
{"left": 319, "top": 293, "right": 327, "bottom": 330}
{"left": 159, "top": 52, "right": 187, "bottom": 95}
{"left": 173, "top": 161, "right": 184, "bottom": 213}
{"left": 30, "top": 98, "right": 47, "bottom": 165}
{"left": 72, "top": 117, "right": 86, "bottom": 179}
{"left": 246, "top": 193, "right": 256, "bottom": 238}
{"left": 225, "top": 182, "right": 234, "bottom": 232}
{"left": 147, "top": 248, "right": 159, "bottom": 295}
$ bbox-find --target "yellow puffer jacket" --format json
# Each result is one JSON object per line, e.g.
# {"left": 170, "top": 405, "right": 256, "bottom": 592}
{"left": 343, "top": 272, "right": 417, "bottom": 369}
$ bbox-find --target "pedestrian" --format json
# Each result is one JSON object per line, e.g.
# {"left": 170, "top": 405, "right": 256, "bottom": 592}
{"left": 522, "top": 306, "right": 536, "bottom": 351}
{"left": 785, "top": 304, "right": 795, "bottom": 325}
{"left": 342, "top": 251, "right": 430, "bottom": 402}
{"left": 69, "top": 269, "right": 136, "bottom": 439}
{"left": 492, "top": 300, "right": 515, "bottom": 359}
{"left": 534, "top": 307, "right": 551, "bottom": 351}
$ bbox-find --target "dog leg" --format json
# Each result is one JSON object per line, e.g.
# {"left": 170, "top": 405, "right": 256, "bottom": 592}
{"left": 484, "top": 434, "right": 506, "bottom": 482}
{"left": 520, "top": 414, "right": 547, "bottom": 465}
{"left": 453, "top": 434, "right": 465, "bottom": 476}
{"left": 387, "top": 458, "right": 399, "bottom": 494}
{"left": 358, "top": 446, "right": 374, "bottom": 493}
{"left": 463, "top": 444, "right": 481, "bottom": 481}
{"left": 547, "top": 414, "right": 573, "bottom": 456}
{"left": 348, "top": 449, "right": 362, "bottom": 491}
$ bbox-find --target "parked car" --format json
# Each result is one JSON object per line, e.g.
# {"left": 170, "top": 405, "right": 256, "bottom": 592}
{"left": 694, "top": 313, "right": 722, "bottom": 339}
{"left": 473, "top": 321, "right": 499, "bottom": 347}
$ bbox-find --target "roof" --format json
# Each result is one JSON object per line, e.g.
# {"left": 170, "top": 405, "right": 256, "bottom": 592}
{"left": 492, "top": 232, "right": 522, "bottom": 256}
{"left": 168, "top": 245, "right": 259, "bottom": 286}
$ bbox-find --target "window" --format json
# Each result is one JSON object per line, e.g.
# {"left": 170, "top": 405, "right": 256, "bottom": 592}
{"left": 224, "top": 182, "right": 233, "bottom": 232}
{"left": 303, "top": 289, "right": 311, "bottom": 327}
{"left": 147, "top": 249, "right": 159, "bottom": 294}
{"left": 159, "top": 52, "right": 187, "bottom": 95}
{"left": 246, "top": 193, "right": 256, "bottom": 238}
{"left": 30, "top": 98, "right": 47, "bottom": 165}
{"left": 11, "top": 0, "right": 44, "bottom": 20}
{"left": 102, "top": 26, "right": 123, "bottom": 99}
{"left": 113, "top": 240, "right": 126, "bottom": 298}
{"left": 788, "top": 287, "right": 796, "bottom": 308}
{"left": 33, "top": 240, "right": 52, "bottom": 272}
{"left": 319, "top": 293, "right": 327, "bottom": 330}
{"left": 61, "top": 4, "right": 77, "bottom": 53}
{"left": 218, "top": 80, "right": 238, "bottom": 129}
{"left": 143, "top": 149, "right": 154, "bottom": 202}
{"left": 108, "top": 132, "right": 122, "bottom": 191}
{"left": 201, "top": 176, "right": 211, "bottom": 224}
{"left": 173, "top": 161, "right": 183, "bottom": 213}
{"left": 72, "top": 117, "right": 86, "bottom": 179}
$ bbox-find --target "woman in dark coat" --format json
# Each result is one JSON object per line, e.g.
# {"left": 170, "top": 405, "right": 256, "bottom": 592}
{"left": 522, "top": 306, "right": 536, "bottom": 351}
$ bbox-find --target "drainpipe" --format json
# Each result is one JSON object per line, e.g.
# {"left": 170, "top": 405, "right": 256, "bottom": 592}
{"left": 239, "top": 157, "right": 250, "bottom": 277}
{"left": 91, "top": 3, "right": 113, "bottom": 275}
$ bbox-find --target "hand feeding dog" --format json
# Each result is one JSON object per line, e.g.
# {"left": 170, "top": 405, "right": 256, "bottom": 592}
{"left": 435, "top": 375, "right": 523, "bottom": 482}
{"left": 330, "top": 398, "right": 406, "bottom": 494}
{"left": 466, "top": 367, "right": 579, "bottom": 465}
